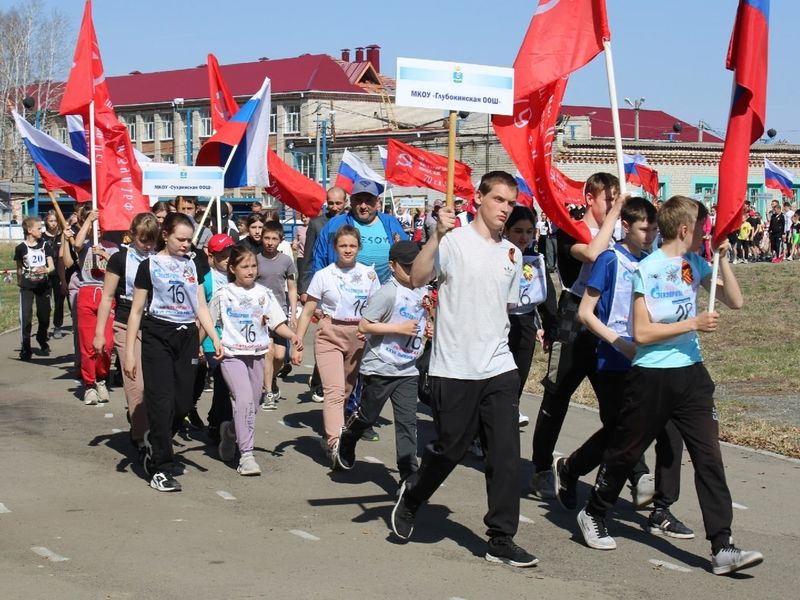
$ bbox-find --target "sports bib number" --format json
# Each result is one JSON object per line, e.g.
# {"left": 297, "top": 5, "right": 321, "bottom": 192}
{"left": 333, "top": 270, "right": 373, "bottom": 322}
{"left": 377, "top": 286, "right": 427, "bottom": 366}
{"left": 639, "top": 256, "right": 699, "bottom": 343}
{"left": 148, "top": 255, "right": 199, "bottom": 323}
{"left": 518, "top": 255, "right": 547, "bottom": 307}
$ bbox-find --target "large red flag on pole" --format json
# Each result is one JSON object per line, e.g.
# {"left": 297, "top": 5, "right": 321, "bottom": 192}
{"left": 494, "top": 0, "right": 610, "bottom": 244}
{"left": 385, "top": 138, "right": 475, "bottom": 200}
{"left": 59, "top": 0, "right": 147, "bottom": 234}
{"left": 208, "top": 53, "right": 239, "bottom": 134}
{"left": 714, "top": 0, "right": 769, "bottom": 248}
{"left": 266, "top": 148, "right": 326, "bottom": 217}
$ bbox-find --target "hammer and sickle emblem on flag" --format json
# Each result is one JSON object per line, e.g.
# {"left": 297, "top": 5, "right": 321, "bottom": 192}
{"left": 535, "top": 0, "right": 561, "bottom": 15}
{"left": 397, "top": 152, "right": 413, "bottom": 168}
{"left": 513, "top": 100, "right": 532, "bottom": 129}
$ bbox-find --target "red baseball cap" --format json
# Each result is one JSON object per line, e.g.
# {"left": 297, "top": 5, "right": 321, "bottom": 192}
{"left": 208, "top": 233, "right": 235, "bottom": 254}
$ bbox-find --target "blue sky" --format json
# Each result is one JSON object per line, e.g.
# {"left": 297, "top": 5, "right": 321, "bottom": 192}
{"left": 40, "top": 0, "right": 799, "bottom": 142}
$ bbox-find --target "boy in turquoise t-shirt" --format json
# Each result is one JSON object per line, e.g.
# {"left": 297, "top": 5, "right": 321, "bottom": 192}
{"left": 577, "top": 196, "right": 763, "bottom": 577}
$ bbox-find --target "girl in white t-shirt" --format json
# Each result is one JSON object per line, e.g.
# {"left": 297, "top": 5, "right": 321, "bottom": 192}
{"left": 293, "top": 225, "right": 381, "bottom": 465}
{"left": 208, "top": 246, "right": 301, "bottom": 476}
{"left": 505, "top": 206, "right": 547, "bottom": 427}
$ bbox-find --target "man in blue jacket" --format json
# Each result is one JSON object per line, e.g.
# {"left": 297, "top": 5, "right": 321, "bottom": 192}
{"left": 312, "top": 179, "right": 408, "bottom": 284}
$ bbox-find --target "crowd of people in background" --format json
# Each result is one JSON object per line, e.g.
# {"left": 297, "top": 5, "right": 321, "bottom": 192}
{"left": 11, "top": 169, "right": 767, "bottom": 575}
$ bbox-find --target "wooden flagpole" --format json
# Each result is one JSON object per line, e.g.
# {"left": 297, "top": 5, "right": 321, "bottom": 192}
{"left": 602, "top": 40, "right": 628, "bottom": 196}
{"left": 46, "top": 191, "right": 69, "bottom": 230}
{"left": 445, "top": 111, "right": 457, "bottom": 209}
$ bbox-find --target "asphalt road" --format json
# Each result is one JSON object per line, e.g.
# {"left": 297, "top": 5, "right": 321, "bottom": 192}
{"left": 1, "top": 326, "right": 798, "bottom": 600}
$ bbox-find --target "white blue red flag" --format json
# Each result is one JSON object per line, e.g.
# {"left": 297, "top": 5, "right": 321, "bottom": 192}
{"left": 13, "top": 111, "right": 92, "bottom": 201}
{"left": 764, "top": 158, "right": 794, "bottom": 199}
{"left": 714, "top": 0, "right": 769, "bottom": 247}
{"left": 195, "top": 76, "right": 271, "bottom": 188}
{"left": 378, "top": 145, "right": 388, "bottom": 169}
{"left": 623, "top": 153, "right": 660, "bottom": 197}
{"left": 514, "top": 170, "right": 535, "bottom": 208}
{"left": 66, "top": 115, "right": 88, "bottom": 156}
{"left": 334, "top": 149, "right": 386, "bottom": 194}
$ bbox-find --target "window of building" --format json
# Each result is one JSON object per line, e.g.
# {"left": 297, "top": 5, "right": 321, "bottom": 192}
{"left": 142, "top": 115, "right": 154, "bottom": 142}
{"left": 296, "top": 153, "right": 316, "bottom": 181}
{"left": 285, "top": 105, "right": 300, "bottom": 134}
{"left": 270, "top": 105, "right": 277, "bottom": 134}
{"left": 160, "top": 114, "right": 173, "bottom": 140}
{"left": 57, "top": 127, "right": 68, "bottom": 145}
{"left": 127, "top": 118, "right": 136, "bottom": 142}
{"left": 199, "top": 110, "right": 213, "bottom": 138}
{"left": 161, "top": 153, "right": 174, "bottom": 164}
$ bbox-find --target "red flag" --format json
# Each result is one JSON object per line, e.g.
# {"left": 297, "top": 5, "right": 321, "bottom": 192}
{"left": 514, "top": 0, "right": 609, "bottom": 98}
{"left": 714, "top": 0, "right": 769, "bottom": 247}
{"left": 385, "top": 139, "right": 475, "bottom": 200}
{"left": 208, "top": 53, "right": 239, "bottom": 134}
{"left": 59, "top": 0, "right": 147, "bottom": 232}
{"left": 493, "top": 1, "right": 610, "bottom": 244}
{"left": 636, "top": 164, "right": 661, "bottom": 198}
{"left": 266, "top": 148, "right": 326, "bottom": 217}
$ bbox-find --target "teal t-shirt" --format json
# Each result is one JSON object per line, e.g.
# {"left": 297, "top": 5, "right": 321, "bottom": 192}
{"left": 202, "top": 268, "right": 228, "bottom": 353}
{"left": 353, "top": 218, "right": 391, "bottom": 283}
{"left": 631, "top": 249, "right": 712, "bottom": 369}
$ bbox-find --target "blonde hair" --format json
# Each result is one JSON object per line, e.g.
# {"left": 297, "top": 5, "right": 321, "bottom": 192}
{"left": 657, "top": 195, "right": 708, "bottom": 240}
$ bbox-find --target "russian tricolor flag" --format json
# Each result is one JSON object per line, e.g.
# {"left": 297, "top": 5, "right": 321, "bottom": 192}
{"left": 764, "top": 158, "right": 794, "bottom": 199}
{"left": 13, "top": 111, "right": 92, "bottom": 201}
{"left": 623, "top": 153, "right": 660, "bottom": 197}
{"left": 334, "top": 149, "right": 385, "bottom": 194}
{"left": 514, "top": 170, "right": 535, "bottom": 208}
{"left": 196, "top": 77, "right": 271, "bottom": 188}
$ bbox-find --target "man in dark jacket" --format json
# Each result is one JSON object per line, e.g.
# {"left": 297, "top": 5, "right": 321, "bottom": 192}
{"left": 298, "top": 186, "right": 347, "bottom": 301}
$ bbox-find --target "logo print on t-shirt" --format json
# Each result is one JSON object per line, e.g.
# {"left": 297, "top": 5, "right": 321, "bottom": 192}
{"left": 393, "top": 233, "right": 401, "bottom": 243}
{"left": 666, "top": 265, "right": 679, "bottom": 283}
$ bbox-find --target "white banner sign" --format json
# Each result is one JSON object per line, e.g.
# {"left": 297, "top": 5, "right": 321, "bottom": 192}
{"left": 397, "top": 197, "right": 426, "bottom": 209}
{"left": 141, "top": 163, "right": 224, "bottom": 197}
{"left": 395, "top": 57, "right": 514, "bottom": 116}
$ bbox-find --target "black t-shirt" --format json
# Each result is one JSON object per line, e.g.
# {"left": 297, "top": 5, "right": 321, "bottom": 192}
{"left": 769, "top": 212, "right": 785, "bottom": 235}
{"left": 14, "top": 239, "right": 51, "bottom": 289}
{"left": 555, "top": 229, "right": 584, "bottom": 292}
{"left": 106, "top": 247, "right": 152, "bottom": 323}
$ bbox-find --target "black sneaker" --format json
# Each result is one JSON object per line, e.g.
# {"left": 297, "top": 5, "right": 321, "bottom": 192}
{"left": 207, "top": 424, "right": 220, "bottom": 444}
{"left": 185, "top": 408, "right": 205, "bottom": 430}
{"left": 39, "top": 342, "right": 51, "bottom": 356}
{"left": 361, "top": 426, "right": 380, "bottom": 442}
{"left": 149, "top": 471, "right": 182, "bottom": 492}
{"left": 485, "top": 536, "right": 538, "bottom": 567}
{"left": 391, "top": 480, "right": 418, "bottom": 541}
{"left": 648, "top": 509, "right": 695, "bottom": 539}
{"left": 278, "top": 362, "right": 293, "bottom": 378}
{"left": 554, "top": 456, "right": 578, "bottom": 510}
{"left": 335, "top": 427, "right": 357, "bottom": 470}
{"left": 19, "top": 350, "right": 32, "bottom": 362}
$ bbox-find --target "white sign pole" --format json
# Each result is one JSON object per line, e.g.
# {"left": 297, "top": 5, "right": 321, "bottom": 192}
{"left": 602, "top": 40, "right": 628, "bottom": 196}
{"left": 89, "top": 100, "right": 98, "bottom": 245}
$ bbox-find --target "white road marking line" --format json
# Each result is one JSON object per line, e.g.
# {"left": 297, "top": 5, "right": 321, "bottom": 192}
{"left": 104, "top": 413, "right": 113, "bottom": 418}
{"left": 0, "top": 503, "right": 11, "bottom": 514}
{"left": 303, "top": 364, "right": 314, "bottom": 369}
{"left": 111, "top": 428, "right": 122, "bottom": 433}
{"left": 648, "top": 559, "right": 691, "bottom": 573}
{"left": 289, "top": 529, "right": 320, "bottom": 541}
{"left": 172, "top": 518, "right": 185, "bottom": 522}
{"left": 519, "top": 515, "right": 534, "bottom": 524}
{"left": 449, "top": 597, "right": 468, "bottom": 600}
{"left": 216, "top": 490, "right": 236, "bottom": 501}
{"left": 362, "top": 456, "right": 383, "bottom": 464}
{"left": 278, "top": 419, "right": 288, "bottom": 427}
{"left": 31, "top": 547, "right": 70, "bottom": 562}
{"left": 732, "top": 501, "right": 748, "bottom": 510}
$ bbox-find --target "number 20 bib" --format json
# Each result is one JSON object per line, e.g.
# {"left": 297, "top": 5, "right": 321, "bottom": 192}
{"left": 639, "top": 256, "right": 700, "bottom": 344}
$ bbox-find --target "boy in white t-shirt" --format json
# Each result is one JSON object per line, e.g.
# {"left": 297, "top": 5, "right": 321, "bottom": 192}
{"left": 390, "top": 171, "right": 537, "bottom": 568}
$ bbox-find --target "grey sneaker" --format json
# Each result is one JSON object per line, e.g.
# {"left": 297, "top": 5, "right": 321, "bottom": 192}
{"left": 577, "top": 508, "right": 617, "bottom": 550}
{"left": 218, "top": 420, "right": 237, "bottom": 462}
{"left": 711, "top": 544, "right": 763, "bottom": 575}
{"left": 648, "top": 508, "right": 695, "bottom": 539}
{"left": 95, "top": 380, "right": 110, "bottom": 403}
{"left": 530, "top": 468, "right": 556, "bottom": 499}
{"left": 630, "top": 473, "right": 655, "bottom": 508}
{"left": 261, "top": 391, "right": 278, "bottom": 411}
{"left": 237, "top": 452, "right": 261, "bottom": 476}
{"left": 84, "top": 386, "right": 100, "bottom": 406}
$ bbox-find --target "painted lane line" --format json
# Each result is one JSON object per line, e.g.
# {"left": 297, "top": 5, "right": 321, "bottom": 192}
{"left": 519, "top": 515, "right": 534, "bottom": 524}
{"left": 303, "top": 364, "right": 314, "bottom": 369}
{"left": 732, "top": 501, "right": 749, "bottom": 510}
{"left": 104, "top": 413, "right": 113, "bottom": 418}
{"left": 216, "top": 490, "right": 236, "bottom": 501}
{"left": 111, "top": 428, "right": 122, "bottom": 433}
{"left": 648, "top": 559, "right": 691, "bottom": 573}
{"left": 31, "top": 547, "right": 70, "bottom": 562}
{"left": 290, "top": 529, "right": 320, "bottom": 541}
{"left": 362, "top": 456, "right": 383, "bottom": 464}
{"left": 172, "top": 518, "right": 185, "bottom": 522}
{"left": 0, "top": 503, "right": 11, "bottom": 514}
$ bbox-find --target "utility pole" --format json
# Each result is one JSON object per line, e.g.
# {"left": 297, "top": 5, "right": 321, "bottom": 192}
{"left": 624, "top": 97, "right": 646, "bottom": 141}
{"left": 321, "top": 119, "right": 328, "bottom": 189}
{"left": 314, "top": 103, "right": 321, "bottom": 184}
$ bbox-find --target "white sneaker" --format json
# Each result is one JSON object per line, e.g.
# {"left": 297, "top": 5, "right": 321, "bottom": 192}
{"left": 95, "top": 380, "right": 110, "bottom": 403}
{"left": 237, "top": 452, "right": 261, "bottom": 476}
{"left": 711, "top": 544, "right": 763, "bottom": 575}
{"left": 311, "top": 386, "right": 324, "bottom": 403}
{"left": 84, "top": 387, "right": 100, "bottom": 406}
{"left": 518, "top": 412, "right": 530, "bottom": 427}
{"left": 630, "top": 473, "right": 655, "bottom": 508}
{"left": 577, "top": 508, "right": 617, "bottom": 550}
{"left": 218, "top": 421, "right": 237, "bottom": 462}
{"left": 530, "top": 468, "right": 556, "bottom": 499}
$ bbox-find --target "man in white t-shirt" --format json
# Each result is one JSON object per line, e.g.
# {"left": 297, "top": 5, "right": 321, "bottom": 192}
{"left": 390, "top": 171, "right": 537, "bottom": 568}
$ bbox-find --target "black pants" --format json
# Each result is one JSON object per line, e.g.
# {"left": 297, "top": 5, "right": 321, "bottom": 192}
{"left": 565, "top": 370, "right": 683, "bottom": 508}
{"left": 19, "top": 286, "right": 51, "bottom": 353}
{"left": 48, "top": 273, "right": 66, "bottom": 329}
{"left": 205, "top": 354, "right": 232, "bottom": 429}
{"left": 508, "top": 312, "right": 537, "bottom": 400}
{"left": 587, "top": 364, "right": 733, "bottom": 550}
{"left": 531, "top": 297, "right": 601, "bottom": 471}
{"left": 141, "top": 317, "right": 199, "bottom": 472}
{"left": 406, "top": 370, "right": 521, "bottom": 539}
{"left": 344, "top": 374, "right": 419, "bottom": 480}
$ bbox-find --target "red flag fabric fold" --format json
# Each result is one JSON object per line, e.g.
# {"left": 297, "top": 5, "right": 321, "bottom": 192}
{"left": 385, "top": 139, "right": 475, "bottom": 200}
{"left": 265, "top": 148, "right": 326, "bottom": 217}
{"left": 59, "top": 0, "right": 148, "bottom": 231}
{"left": 208, "top": 53, "right": 239, "bottom": 134}
{"left": 714, "top": 0, "right": 769, "bottom": 247}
